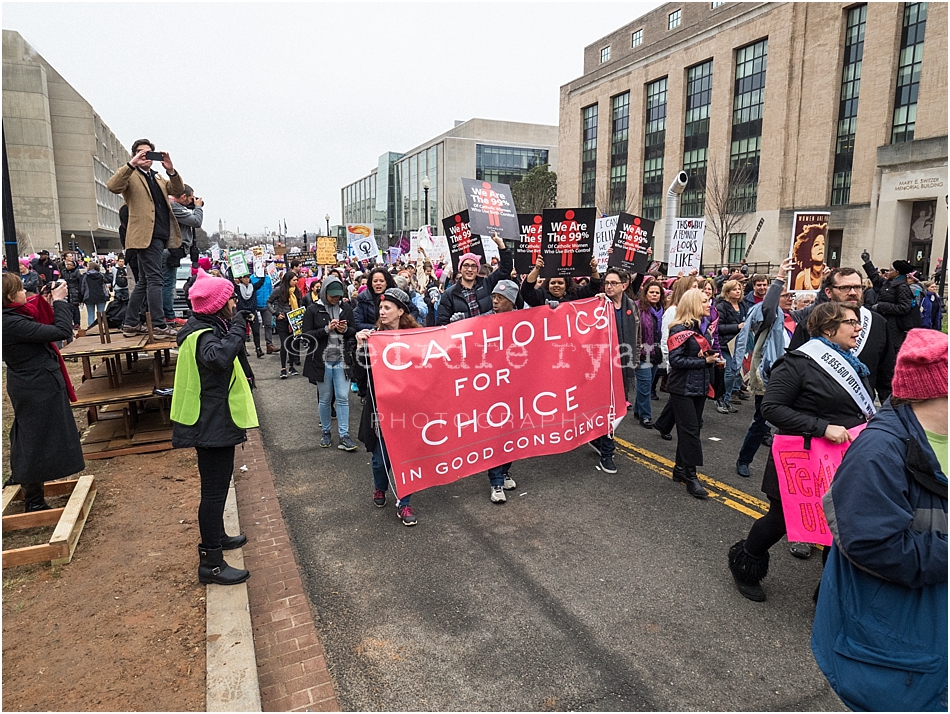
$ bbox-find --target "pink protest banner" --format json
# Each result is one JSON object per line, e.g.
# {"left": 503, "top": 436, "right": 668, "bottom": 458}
{"left": 771, "top": 424, "right": 866, "bottom": 546}
{"left": 367, "top": 298, "right": 625, "bottom": 499}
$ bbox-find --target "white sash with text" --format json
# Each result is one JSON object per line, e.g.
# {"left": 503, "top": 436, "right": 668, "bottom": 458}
{"left": 796, "top": 339, "right": 876, "bottom": 420}
{"left": 851, "top": 306, "right": 872, "bottom": 358}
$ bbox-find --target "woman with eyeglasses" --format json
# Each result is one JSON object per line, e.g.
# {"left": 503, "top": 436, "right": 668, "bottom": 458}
{"left": 728, "top": 301, "right": 874, "bottom": 602}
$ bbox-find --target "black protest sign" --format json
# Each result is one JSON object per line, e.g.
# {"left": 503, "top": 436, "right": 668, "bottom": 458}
{"left": 608, "top": 213, "right": 655, "bottom": 274}
{"left": 441, "top": 211, "right": 485, "bottom": 270}
{"left": 461, "top": 179, "right": 520, "bottom": 242}
{"left": 515, "top": 213, "right": 544, "bottom": 274}
{"left": 539, "top": 208, "right": 596, "bottom": 278}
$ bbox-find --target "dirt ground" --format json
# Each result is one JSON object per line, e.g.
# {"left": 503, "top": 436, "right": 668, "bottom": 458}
{"left": 2, "top": 358, "right": 206, "bottom": 712}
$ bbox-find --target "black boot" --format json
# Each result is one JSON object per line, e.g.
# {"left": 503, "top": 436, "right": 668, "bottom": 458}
{"left": 671, "top": 465, "right": 687, "bottom": 483}
{"left": 682, "top": 466, "right": 709, "bottom": 499}
{"left": 23, "top": 483, "right": 51, "bottom": 513}
{"left": 220, "top": 533, "right": 248, "bottom": 550}
{"left": 198, "top": 545, "right": 250, "bottom": 586}
{"left": 728, "top": 540, "right": 768, "bottom": 601}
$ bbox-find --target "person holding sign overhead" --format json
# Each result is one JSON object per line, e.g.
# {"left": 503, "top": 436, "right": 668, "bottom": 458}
{"left": 728, "top": 301, "right": 874, "bottom": 602}
{"left": 436, "top": 232, "right": 511, "bottom": 325}
{"left": 520, "top": 255, "right": 602, "bottom": 307}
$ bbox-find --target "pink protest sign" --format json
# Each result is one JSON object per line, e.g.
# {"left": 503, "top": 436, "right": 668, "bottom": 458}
{"left": 771, "top": 425, "right": 866, "bottom": 546}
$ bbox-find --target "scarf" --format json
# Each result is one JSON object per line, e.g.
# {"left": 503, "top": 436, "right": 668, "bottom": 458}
{"left": 288, "top": 289, "right": 298, "bottom": 311}
{"left": 816, "top": 335, "right": 870, "bottom": 378}
{"left": 12, "top": 296, "right": 77, "bottom": 402}
{"left": 238, "top": 283, "right": 254, "bottom": 301}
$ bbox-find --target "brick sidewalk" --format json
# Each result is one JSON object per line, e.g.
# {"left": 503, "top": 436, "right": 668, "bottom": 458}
{"left": 234, "top": 430, "right": 340, "bottom": 712}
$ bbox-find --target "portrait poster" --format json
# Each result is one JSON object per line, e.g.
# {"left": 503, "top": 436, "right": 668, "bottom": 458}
{"left": 539, "top": 207, "right": 596, "bottom": 279}
{"left": 789, "top": 212, "right": 829, "bottom": 291}
{"left": 515, "top": 213, "right": 544, "bottom": 274}
{"left": 593, "top": 215, "right": 618, "bottom": 274}
{"left": 666, "top": 218, "right": 705, "bottom": 276}
{"left": 461, "top": 178, "right": 521, "bottom": 242}
{"left": 608, "top": 213, "right": 654, "bottom": 274}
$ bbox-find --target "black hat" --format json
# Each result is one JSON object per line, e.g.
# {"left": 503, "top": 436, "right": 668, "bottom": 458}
{"left": 380, "top": 287, "right": 410, "bottom": 313}
{"left": 39, "top": 249, "right": 49, "bottom": 255}
{"left": 892, "top": 260, "right": 914, "bottom": 275}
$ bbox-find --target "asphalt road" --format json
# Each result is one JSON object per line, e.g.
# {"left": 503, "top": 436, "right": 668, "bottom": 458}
{"left": 251, "top": 352, "right": 846, "bottom": 712}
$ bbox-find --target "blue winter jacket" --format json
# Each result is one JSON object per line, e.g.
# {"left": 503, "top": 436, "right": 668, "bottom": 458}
{"left": 252, "top": 275, "right": 272, "bottom": 309}
{"left": 811, "top": 401, "right": 947, "bottom": 713}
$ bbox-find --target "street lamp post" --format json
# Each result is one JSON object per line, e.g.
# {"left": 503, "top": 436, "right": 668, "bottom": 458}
{"left": 422, "top": 175, "right": 430, "bottom": 228}
{"left": 325, "top": 213, "right": 330, "bottom": 237}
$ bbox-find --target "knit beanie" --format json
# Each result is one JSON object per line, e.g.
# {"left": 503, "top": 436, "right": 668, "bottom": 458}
{"left": 458, "top": 253, "right": 481, "bottom": 271}
{"left": 188, "top": 269, "right": 235, "bottom": 315}
{"left": 891, "top": 328, "right": 949, "bottom": 400}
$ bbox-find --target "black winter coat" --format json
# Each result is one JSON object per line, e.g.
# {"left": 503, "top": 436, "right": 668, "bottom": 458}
{"left": 301, "top": 300, "right": 357, "bottom": 384}
{"left": 81, "top": 270, "right": 110, "bottom": 304}
{"left": 2, "top": 301, "right": 85, "bottom": 483}
{"left": 715, "top": 298, "right": 747, "bottom": 356}
{"left": 520, "top": 275, "right": 602, "bottom": 307}
{"left": 863, "top": 262, "right": 921, "bottom": 342}
{"left": 352, "top": 342, "right": 381, "bottom": 453}
{"left": 62, "top": 266, "right": 84, "bottom": 305}
{"left": 759, "top": 348, "right": 871, "bottom": 499}
{"left": 171, "top": 313, "right": 256, "bottom": 449}
{"left": 666, "top": 322, "right": 713, "bottom": 397}
{"left": 352, "top": 287, "right": 421, "bottom": 331}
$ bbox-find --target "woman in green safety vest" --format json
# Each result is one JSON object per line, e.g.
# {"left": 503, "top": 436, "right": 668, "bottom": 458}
{"left": 171, "top": 269, "right": 258, "bottom": 586}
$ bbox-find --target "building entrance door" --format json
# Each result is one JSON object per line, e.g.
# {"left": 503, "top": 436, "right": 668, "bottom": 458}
{"left": 827, "top": 230, "right": 842, "bottom": 269}
{"left": 909, "top": 241, "right": 931, "bottom": 277}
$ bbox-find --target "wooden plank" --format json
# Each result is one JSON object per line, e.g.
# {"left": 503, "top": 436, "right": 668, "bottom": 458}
{"left": 2, "top": 485, "right": 23, "bottom": 514}
{"left": 130, "top": 428, "right": 173, "bottom": 445}
{"left": 82, "top": 441, "right": 172, "bottom": 460}
{"left": 71, "top": 368, "right": 174, "bottom": 408}
{"left": 2, "top": 542, "right": 68, "bottom": 568}
{"left": 80, "top": 440, "right": 110, "bottom": 454}
{"left": 43, "top": 480, "right": 81, "bottom": 497}
{"left": 2, "top": 508, "right": 66, "bottom": 532}
{"left": 59, "top": 334, "right": 147, "bottom": 358}
{"left": 49, "top": 475, "right": 96, "bottom": 566}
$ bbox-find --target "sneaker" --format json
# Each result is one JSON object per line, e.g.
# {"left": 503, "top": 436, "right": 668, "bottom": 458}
{"left": 716, "top": 399, "right": 731, "bottom": 414}
{"left": 490, "top": 486, "right": 507, "bottom": 504}
{"left": 121, "top": 323, "right": 145, "bottom": 338}
{"left": 588, "top": 441, "right": 602, "bottom": 456}
{"left": 373, "top": 489, "right": 386, "bottom": 508}
{"left": 151, "top": 325, "right": 177, "bottom": 338}
{"left": 320, "top": 432, "right": 331, "bottom": 448}
{"left": 397, "top": 504, "right": 417, "bottom": 526}
{"left": 288, "top": 367, "right": 299, "bottom": 376}
{"left": 338, "top": 435, "right": 358, "bottom": 452}
{"left": 736, "top": 461, "right": 751, "bottom": 478}
{"left": 596, "top": 455, "right": 618, "bottom": 474}
{"left": 350, "top": 382, "right": 359, "bottom": 393}
{"left": 171, "top": 317, "right": 188, "bottom": 326}
{"left": 502, "top": 474, "right": 517, "bottom": 490}
{"left": 280, "top": 369, "right": 288, "bottom": 380}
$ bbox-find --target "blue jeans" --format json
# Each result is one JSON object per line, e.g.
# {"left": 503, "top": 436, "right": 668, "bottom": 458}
{"left": 162, "top": 262, "right": 177, "bottom": 320}
{"left": 634, "top": 362, "right": 657, "bottom": 420}
{"left": 722, "top": 352, "right": 740, "bottom": 407}
{"left": 487, "top": 462, "right": 513, "bottom": 487}
{"left": 318, "top": 361, "right": 350, "bottom": 437}
{"left": 372, "top": 437, "right": 410, "bottom": 506}
{"left": 85, "top": 302, "right": 106, "bottom": 328}
{"left": 737, "top": 395, "right": 770, "bottom": 466}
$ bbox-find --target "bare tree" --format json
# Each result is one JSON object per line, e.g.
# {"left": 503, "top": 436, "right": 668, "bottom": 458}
{"left": 595, "top": 179, "right": 637, "bottom": 217}
{"left": 704, "top": 161, "right": 753, "bottom": 264}
{"left": 512, "top": 164, "right": 557, "bottom": 214}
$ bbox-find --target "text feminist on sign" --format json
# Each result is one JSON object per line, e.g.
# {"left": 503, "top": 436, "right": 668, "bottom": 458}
{"left": 367, "top": 298, "right": 625, "bottom": 499}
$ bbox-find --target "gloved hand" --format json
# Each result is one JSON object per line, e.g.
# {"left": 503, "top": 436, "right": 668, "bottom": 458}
{"left": 861, "top": 250, "right": 871, "bottom": 263}
{"left": 449, "top": 312, "right": 467, "bottom": 323}
{"left": 546, "top": 300, "right": 560, "bottom": 309}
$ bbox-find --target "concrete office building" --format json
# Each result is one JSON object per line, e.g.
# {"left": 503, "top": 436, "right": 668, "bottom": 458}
{"left": 342, "top": 118, "right": 558, "bottom": 246}
{"left": 558, "top": 2, "right": 947, "bottom": 275}
{"left": 3, "top": 29, "right": 129, "bottom": 255}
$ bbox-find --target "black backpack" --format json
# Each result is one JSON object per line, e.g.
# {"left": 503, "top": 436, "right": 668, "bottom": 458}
{"left": 114, "top": 266, "right": 128, "bottom": 289}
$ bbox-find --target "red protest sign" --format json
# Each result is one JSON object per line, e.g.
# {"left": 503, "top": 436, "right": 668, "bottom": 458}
{"left": 771, "top": 424, "right": 866, "bottom": 546}
{"left": 367, "top": 298, "right": 625, "bottom": 499}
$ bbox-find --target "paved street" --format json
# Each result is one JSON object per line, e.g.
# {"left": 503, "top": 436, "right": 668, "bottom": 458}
{"left": 253, "top": 357, "right": 845, "bottom": 712}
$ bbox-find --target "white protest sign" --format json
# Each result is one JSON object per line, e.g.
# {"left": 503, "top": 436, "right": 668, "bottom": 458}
{"left": 594, "top": 215, "right": 618, "bottom": 273}
{"left": 667, "top": 218, "right": 705, "bottom": 276}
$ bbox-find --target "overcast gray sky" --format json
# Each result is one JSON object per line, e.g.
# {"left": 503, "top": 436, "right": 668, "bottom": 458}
{"left": 4, "top": 2, "right": 660, "bottom": 237}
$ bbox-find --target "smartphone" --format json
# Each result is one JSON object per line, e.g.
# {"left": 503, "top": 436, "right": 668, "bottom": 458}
{"left": 144, "top": 151, "right": 164, "bottom": 161}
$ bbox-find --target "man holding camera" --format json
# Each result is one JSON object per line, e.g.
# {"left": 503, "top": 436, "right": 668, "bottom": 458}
{"left": 165, "top": 186, "right": 204, "bottom": 325}
{"left": 106, "top": 138, "right": 184, "bottom": 338}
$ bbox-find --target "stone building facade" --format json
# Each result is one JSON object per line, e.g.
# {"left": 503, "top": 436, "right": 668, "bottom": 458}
{"left": 558, "top": 2, "right": 947, "bottom": 274}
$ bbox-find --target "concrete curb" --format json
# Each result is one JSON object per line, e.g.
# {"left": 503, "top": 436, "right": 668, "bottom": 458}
{"left": 206, "top": 481, "right": 262, "bottom": 712}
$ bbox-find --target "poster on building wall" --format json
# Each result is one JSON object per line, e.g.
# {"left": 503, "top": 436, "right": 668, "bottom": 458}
{"left": 789, "top": 212, "right": 829, "bottom": 290}
{"left": 593, "top": 215, "right": 619, "bottom": 274}
{"left": 609, "top": 213, "right": 654, "bottom": 274}
{"left": 461, "top": 178, "right": 520, "bottom": 242}
{"left": 515, "top": 213, "right": 544, "bottom": 274}
{"left": 539, "top": 207, "right": 596, "bottom": 278}
{"left": 442, "top": 210, "right": 485, "bottom": 269}
{"left": 666, "top": 218, "right": 705, "bottom": 276}
{"left": 347, "top": 224, "right": 379, "bottom": 262}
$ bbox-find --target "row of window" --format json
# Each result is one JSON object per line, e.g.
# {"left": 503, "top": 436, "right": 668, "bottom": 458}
{"left": 600, "top": 3, "right": 725, "bottom": 64}
{"left": 585, "top": 2, "right": 928, "bottom": 220}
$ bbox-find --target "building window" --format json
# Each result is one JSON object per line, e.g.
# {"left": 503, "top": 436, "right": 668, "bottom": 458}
{"left": 669, "top": 9, "right": 682, "bottom": 29}
{"left": 729, "top": 38, "right": 768, "bottom": 213}
{"left": 609, "top": 92, "right": 630, "bottom": 213}
{"left": 832, "top": 4, "right": 867, "bottom": 205}
{"left": 728, "top": 233, "right": 746, "bottom": 264}
{"left": 581, "top": 104, "right": 599, "bottom": 207}
{"left": 631, "top": 29, "right": 643, "bottom": 47}
{"left": 643, "top": 78, "right": 668, "bottom": 222}
{"left": 600, "top": 46, "right": 611, "bottom": 63}
{"left": 892, "top": 2, "right": 928, "bottom": 143}
{"left": 475, "top": 145, "right": 549, "bottom": 185}
{"left": 682, "top": 60, "right": 713, "bottom": 217}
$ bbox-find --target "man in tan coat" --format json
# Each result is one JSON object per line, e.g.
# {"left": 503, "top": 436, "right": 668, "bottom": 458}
{"left": 107, "top": 138, "right": 184, "bottom": 337}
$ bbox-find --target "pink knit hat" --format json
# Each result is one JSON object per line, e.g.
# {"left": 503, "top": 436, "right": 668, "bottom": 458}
{"left": 188, "top": 269, "right": 235, "bottom": 315}
{"left": 458, "top": 253, "right": 481, "bottom": 271}
{"left": 891, "top": 328, "right": 948, "bottom": 400}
